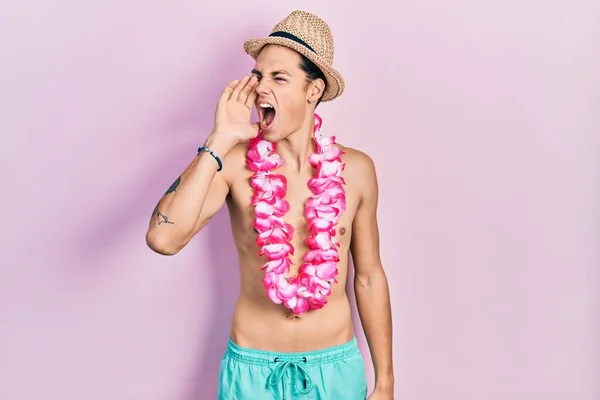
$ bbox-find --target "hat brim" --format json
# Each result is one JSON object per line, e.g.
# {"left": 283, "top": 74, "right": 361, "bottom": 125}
{"left": 243, "top": 36, "right": 345, "bottom": 102}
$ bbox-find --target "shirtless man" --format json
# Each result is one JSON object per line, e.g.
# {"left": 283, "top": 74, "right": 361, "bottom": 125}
{"left": 145, "top": 10, "right": 394, "bottom": 399}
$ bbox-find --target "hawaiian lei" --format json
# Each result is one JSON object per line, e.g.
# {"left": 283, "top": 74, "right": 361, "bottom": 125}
{"left": 246, "top": 114, "right": 346, "bottom": 314}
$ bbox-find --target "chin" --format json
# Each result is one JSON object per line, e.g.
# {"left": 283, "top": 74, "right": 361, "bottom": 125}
{"left": 260, "top": 130, "right": 283, "bottom": 143}
{"left": 260, "top": 120, "right": 283, "bottom": 142}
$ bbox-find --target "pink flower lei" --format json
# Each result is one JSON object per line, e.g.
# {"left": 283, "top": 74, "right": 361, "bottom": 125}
{"left": 246, "top": 114, "right": 346, "bottom": 314}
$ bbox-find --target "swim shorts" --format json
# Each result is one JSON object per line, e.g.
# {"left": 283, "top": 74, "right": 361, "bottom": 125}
{"left": 217, "top": 336, "right": 368, "bottom": 399}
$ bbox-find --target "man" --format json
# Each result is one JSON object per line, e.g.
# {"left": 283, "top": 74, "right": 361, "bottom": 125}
{"left": 146, "top": 10, "right": 394, "bottom": 399}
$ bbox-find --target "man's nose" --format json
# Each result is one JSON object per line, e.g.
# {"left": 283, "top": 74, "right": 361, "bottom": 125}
{"left": 255, "top": 78, "right": 270, "bottom": 95}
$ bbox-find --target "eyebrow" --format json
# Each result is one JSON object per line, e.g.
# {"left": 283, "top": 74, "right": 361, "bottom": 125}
{"left": 251, "top": 69, "right": 291, "bottom": 78}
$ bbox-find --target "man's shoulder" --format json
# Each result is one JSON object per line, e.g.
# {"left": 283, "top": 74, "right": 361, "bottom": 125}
{"left": 337, "top": 144, "right": 377, "bottom": 178}
{"left": 336, "top": 143, "right": 378, "bottom": 203}
{"left": 338, "top": 144, "right": 379, "bottom": 209}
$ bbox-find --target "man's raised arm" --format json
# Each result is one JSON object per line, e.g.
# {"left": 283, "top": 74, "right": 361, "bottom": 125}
{"left": 145, "top": 76, "right": 259, "bottom": 255}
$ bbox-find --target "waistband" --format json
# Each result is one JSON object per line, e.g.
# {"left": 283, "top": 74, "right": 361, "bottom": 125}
{"left": 226, "top": 336, "right": 360, "bottom": 366}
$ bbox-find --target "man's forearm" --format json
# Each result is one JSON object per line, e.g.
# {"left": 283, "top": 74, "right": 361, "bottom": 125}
{"left": 145, "top": 136, "right": 233, "bottom": 255}
{"left": 355, "top": 267, "right": 394, "bottom": 390}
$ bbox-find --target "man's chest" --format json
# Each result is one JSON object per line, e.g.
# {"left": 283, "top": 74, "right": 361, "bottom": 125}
{"left": 229, "top": 171, "right": 359, "bottom": 244}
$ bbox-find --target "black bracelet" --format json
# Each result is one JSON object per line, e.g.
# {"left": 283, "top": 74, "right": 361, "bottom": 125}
{"left": 197, "top": 146, "right": 223, "bottom": 171}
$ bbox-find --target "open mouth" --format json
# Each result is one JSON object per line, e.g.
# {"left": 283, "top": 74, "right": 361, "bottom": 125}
{"left": 258, "top": 102, "right": 276, "bottom": 130}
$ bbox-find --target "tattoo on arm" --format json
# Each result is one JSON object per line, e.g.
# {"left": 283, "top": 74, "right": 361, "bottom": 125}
{"left": 166, "top": 177, "right": 181, "bottom": 194}
{"left": 151, "top": 176, "right": 182, "bottom": 220}
{"left": 156, "top": 212, "right": 174, "bottom": 225}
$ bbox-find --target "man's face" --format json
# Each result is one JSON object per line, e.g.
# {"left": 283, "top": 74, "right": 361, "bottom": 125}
{"left": 251, "top": 44, "right": 315, "bottom": 141}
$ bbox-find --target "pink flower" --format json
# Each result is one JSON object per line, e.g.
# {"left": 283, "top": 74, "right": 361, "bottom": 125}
{"left": 315, "top": 261, "right": 338, "bottom": 280}
{"left": 257, "top": 223, "right": 293, "bottom": 247}
{"left": 285, "top": 295, "right": 309, "bottom": 314}
{"left": 317, "top": 160, "right": 345, "bottom": 178}
{"left": 306, "top": 232, "right": 334, "bottom": 251}
{"left": 307, "top": 177, "right": 335, "bottom": 195}
{"left": 259, "top": 242, "right": 294, "bottom": 259}
{"left": 301, "top": 264, "right": 337, "bottom": 287}
{"left": 254, "top": 201, "right": 274, "bottom": 218}
{"left": 261, "top": 257, "right": 291, "bottom": 274}
{"left": 247, "top": 153, "right": 283, "bottom": 172}
{"left": 308, "top": 292, "right": 327, "bottom": 309}
{"left": 263, "top": 271, "right": 276, "bottom": 286}
{"left": 309, "top": 276, "right": 332, "bottom": 292}
{"left": 251, "top": 174, "right": 287, "bottom": 204}
{"left": 253, "top": 216, "right": 274, "bottom": 232}
{"left": 304, "top": 249, "right": 339, "bottom": 264}
{"left": 267, "top": 287, "right": 283, "bottom": 304}
{"left": 309, "top": 218, "right": 334, "bottom": 232}
{"left": 314, "top": 205, "right": 338, "bottom": 220}
{"left": 275, "top": 275, "right": 300, "bottom": 300}
{"left": 309, "top": 144, "right": 342, "bottom": 166}
{"left": 254, "top": 198, "right": 290, "bottom": 220}
{"left": 314, "top": 113, "right": 322, "bottom": 131}
{"left": 247, "top": 137, "right": 284, "bottom": 171}
{"left": 296, "top": 286, "right": 311, "bottom": 297}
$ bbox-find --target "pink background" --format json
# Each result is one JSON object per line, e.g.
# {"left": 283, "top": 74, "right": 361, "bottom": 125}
{"left": 1, "top": 1, "right": 599, "bottom": 399}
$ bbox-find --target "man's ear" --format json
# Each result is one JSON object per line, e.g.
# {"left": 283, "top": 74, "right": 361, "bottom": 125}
{"left": 308, "top": 79, "right": 325, "bottom": 103}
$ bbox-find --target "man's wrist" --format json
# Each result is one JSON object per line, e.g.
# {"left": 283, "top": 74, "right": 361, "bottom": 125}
{"left": 203, "top": 134, "right": 236, "bottom": 161}
{"left": 374, "top": 373, "right": 394, "bottom": 391}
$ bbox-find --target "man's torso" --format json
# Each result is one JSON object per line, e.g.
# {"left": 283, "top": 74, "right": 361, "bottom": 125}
{"left": 221, "top": 141, "right": 363, "bottom": 352}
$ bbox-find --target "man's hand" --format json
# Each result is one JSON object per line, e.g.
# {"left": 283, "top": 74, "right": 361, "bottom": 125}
{"left": 368, "top": 388, "right": 394, "bottom": 399}
{"left": 209, "top": 75, "right": 260, "bottom": 148}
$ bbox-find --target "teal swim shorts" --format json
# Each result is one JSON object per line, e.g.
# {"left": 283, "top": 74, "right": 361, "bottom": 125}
{"left": 217, "top": 336, "right": 368, "bottom": 399}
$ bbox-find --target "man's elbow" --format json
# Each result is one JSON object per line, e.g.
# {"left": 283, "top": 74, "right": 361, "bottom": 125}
{"left": 354, "top": 264, "right": 386, "bottom": 288}
{"left": 145, "top": 231, "right": 183, "bottom": 256}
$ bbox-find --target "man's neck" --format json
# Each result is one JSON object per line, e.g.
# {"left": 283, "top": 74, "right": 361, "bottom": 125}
{"left": 275, "top": 115, "right": 316, "bottom": 173}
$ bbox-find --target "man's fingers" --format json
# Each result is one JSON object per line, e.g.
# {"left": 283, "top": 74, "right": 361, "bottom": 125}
{"left": 244, "top": 88, "right": 258, "bottom": 110}
{"left": 243, "top": 78, "right": 259, "bottom": 109}
{"left": 219, "top": 80, "right": 239, "bottom": 103}
{"left": 230, "top": 76, "right": 250, "bottom": 101}
{"left": 238, "top": 75, "right": 258, "bottom": 102}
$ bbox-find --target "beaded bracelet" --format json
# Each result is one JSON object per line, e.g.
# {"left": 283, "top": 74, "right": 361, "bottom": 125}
{"left": 197, "top": 146, "right": 223, "bottom": 171}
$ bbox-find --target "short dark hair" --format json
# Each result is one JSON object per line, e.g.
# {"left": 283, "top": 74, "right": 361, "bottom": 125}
{"left": 299, "top": 54, "right": 327, "bottom": 106}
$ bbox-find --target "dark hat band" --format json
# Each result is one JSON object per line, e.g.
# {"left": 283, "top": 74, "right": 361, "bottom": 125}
{"left": 268, "top": 31, "right": 316, "bottom": 54}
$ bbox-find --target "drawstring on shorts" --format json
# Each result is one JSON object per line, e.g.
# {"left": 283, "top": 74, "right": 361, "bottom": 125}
{"left": 267, "top": 356, "right": 313, "bottom": 398}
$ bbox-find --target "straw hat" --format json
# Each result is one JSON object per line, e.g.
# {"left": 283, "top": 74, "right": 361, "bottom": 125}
{"left": 243, "top": 10, "right": 345, "bottom": 102}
